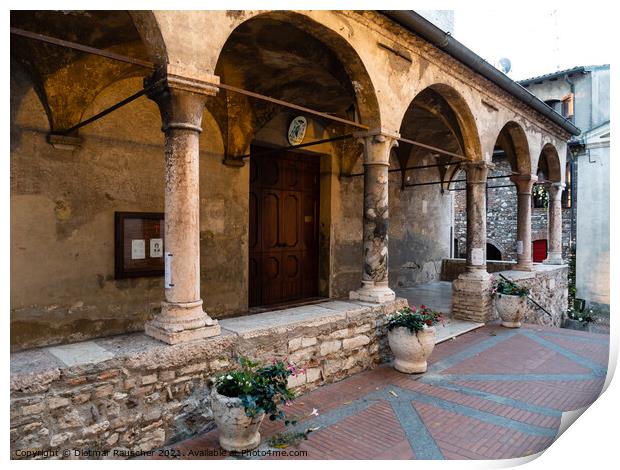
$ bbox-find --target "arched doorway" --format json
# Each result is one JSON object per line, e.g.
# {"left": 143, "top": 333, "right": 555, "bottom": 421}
{"left": 214, "top": 13, "right": 380, "bottom": 307}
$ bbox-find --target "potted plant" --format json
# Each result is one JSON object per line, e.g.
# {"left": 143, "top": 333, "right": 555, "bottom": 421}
{"left": 563, "top": 307, "right": 596, "bottom": 331}
{"left": 386, "top": 305, "right": 443, "bottom": 374}
{"left": 210, "top": 357, "right": 299, "bottom": 452}
{"left": 493, "top": 278, "right": 529, "bottom": 328}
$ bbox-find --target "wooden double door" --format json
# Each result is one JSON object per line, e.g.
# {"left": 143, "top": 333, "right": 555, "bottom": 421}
{"left": 249, "top": 146, "right": 320, "bottom": 307}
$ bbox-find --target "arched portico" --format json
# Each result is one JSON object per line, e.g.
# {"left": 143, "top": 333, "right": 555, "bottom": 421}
{"left": 537, "top": 143, "right": 565, "bottom": 264}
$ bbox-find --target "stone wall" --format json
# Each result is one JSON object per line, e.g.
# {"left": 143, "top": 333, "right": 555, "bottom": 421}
{"left": 10, "top": 76, "right": 250, "bottom": 351}
{"left": 10, "top": 299, "right": 407, "bottom": 459}
{"left": 388, "top": 156, "right": 452, "bottom": 288}
{"left": 491, "top": 265, "right": 568, "bottom": 327}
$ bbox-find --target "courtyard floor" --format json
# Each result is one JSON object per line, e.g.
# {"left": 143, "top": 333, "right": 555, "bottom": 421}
{"left": 151, "top": 322, "right": 609, "bottom": 460}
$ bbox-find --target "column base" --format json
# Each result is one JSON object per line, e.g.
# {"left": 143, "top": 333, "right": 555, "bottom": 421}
{"left": 349, "top": 282, "right": 395, "bottom": 303}
{"left": 514, "top": 260, "right": 535, "bottom": 271}
{"left": 543, "top": 252, "right": 564, "bottom": 265}
{"left": 452, "top": 271, "right": 494, "bottom": 323}
{"left": 145, "top": 300, "right": 221, "bottom": 344}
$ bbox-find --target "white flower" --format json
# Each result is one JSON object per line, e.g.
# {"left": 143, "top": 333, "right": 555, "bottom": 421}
{"left": 226, "top": 375, "right": 233, "bottom": 380}
{"left": 310, "top": 408, "right": 319, "bottom": 416}
{"left": 578, "top": 318, "right": 582, "bottom": 321}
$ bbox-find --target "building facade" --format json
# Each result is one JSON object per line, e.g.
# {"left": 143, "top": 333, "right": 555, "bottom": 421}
{"left": 10, "top": 10, "right": 578, "bottom": 456}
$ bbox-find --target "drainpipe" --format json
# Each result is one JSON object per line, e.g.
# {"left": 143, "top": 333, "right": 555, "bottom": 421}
{"left": 564, "top": 74, "right": 577, "bottom": 255}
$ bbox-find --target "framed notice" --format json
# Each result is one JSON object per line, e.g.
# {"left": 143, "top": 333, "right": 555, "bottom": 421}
{"left": 114, "top": 212, "right": 165, "bottom": 279}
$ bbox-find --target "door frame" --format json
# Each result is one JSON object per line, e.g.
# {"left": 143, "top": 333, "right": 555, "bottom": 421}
{"left": 248, "top": 141, "right": 333, "bottom": 308}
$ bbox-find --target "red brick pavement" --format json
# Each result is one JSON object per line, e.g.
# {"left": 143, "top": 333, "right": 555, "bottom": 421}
{"left": 150, "top": 324, "right": 609, "bottom": 460}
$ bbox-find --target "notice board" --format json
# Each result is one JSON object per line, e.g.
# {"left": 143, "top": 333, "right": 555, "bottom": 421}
{"left": 114, "top": 212, "right": 165, "bottom": 279}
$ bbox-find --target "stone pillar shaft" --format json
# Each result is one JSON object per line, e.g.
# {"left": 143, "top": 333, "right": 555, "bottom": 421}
{"left": 144, "top": 65, "right": 221, "bottom": 344}
{"left": 511, "top": 174, "right": 538, "bottom": 271}
{"left": 349, "top": 129, "right": 399, "bottom": 304}
{"left": 464, "top": 162, "right": 490, "bottom": 274}
{"left": 545, "top": 183, "right": 565, "bottom": 264}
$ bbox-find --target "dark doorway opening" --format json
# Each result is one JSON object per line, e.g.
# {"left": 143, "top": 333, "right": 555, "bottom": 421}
{"left": 248, "top": 145, "right": 320, "bottom": 308}
{"left": 486, "top": 243, "right": 502, "bottom": 261}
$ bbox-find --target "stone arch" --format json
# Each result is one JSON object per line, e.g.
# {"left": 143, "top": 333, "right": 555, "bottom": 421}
{"left": 399, "top": 82, "right": 482, "bottom": 163}
{"left": 486, "top": 240, "right": 503, "bottom": 261}
{"left": 215, "top": 11, "right": 380, "bottom": 125}
{"left": 538, "top": 143, "right": 562, "bottom": 183}
{"left": 212, "top": 11, "right": 381, "bottom": 170}
{"left": 128, "top": 11, "right": 168, "bottom": 66}
{"left": 491, "top": 121, "right": 531, "bottom": 175}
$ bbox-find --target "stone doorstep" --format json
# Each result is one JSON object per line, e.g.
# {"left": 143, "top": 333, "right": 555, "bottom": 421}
{"left": 434, "top": 319, "right": 485, "bottom": 344}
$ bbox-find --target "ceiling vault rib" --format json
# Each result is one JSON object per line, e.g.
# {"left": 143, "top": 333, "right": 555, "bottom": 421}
{"left": 55, "top": 79, "right": 165, "bottom": 135}
{"left": 10, "top": 27, "right": 155, "bottom": 69}
{"left": 397, "top": 136, "right": 467, "bottom": 161}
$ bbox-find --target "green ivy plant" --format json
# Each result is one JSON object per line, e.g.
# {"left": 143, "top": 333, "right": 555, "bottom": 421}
{"left": 532, "top": 184, "right": 549, "bottom": 208}
{"left": 386, "top": 305, "right": 444, "bottom": 333}
{"left": 214, "top": 357, "right": 300, "bottom": 421}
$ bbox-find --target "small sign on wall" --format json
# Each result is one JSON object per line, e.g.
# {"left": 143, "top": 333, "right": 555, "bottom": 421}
{"left": 150, "top": 238, "right": 163, "bottom": 258}
{"left": 131, "top": 239, "right": 146, "bottom": 260}
{"left": 471, "top": 248, "right": 484, "bottom": 266}
{"left": 115, "top": 212, "right": 165, "bottom": 279}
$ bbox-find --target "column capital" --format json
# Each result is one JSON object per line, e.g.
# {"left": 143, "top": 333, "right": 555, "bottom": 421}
{"left": 510, "top": 173, "right": 538, "bottom": 194}
{"left": 464, "top": 160, "right": 494, "bottom": 184}
{"left": 546, "top": 182, "right": 565, "bottom": 200}
{"left": 145, "top": 65, "right": 220, "bottom": 133}
{"left": 354, "top": 128, "right": 400, "bottom": 166}
{"left": 146, "top": 63, "right": 220, "bottom": 97}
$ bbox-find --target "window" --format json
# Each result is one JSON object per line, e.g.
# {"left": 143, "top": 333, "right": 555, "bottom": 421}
{"left": 544, "top": 99, "right": 561, "bottom": 114}
{"left": 561, "top": 93, "right": 574, "bottom": 119}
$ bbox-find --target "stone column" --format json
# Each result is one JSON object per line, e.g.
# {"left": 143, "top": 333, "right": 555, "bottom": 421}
{"left": 464, "top": 162, "right": 491, "bottom": 276}
{"left": 144, "top": 65, "right": 221, "bottom": 344}
{"left": 349, "top": 129, "right": 399, "bottom": 303}
{"left": 544, "top": 183, "right": 565, "bottom": 264}
{"left": 511, "top": 174, "right": 538, "bottom": 271}
{"left": 452, "top": 161, "right": 494, "bottom": 323}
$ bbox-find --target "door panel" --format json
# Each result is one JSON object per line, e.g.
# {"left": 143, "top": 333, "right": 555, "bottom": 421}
{"left": 261, "top": 192, "right": 280, "bottom": 249}
{"left": 282, "top": 192, "right": 300, "bottom": 249}
{"left": 249, "top": 146, "right": 320, "bottom": 307}
{"left": 532, "top": 239, "right": 548, "bottom": 263}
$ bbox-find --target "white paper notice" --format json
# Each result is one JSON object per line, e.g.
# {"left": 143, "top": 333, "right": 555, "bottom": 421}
{"left": 516, "top": 240, "right": 524, "bottom": 255}
{"left": 471, "top": 248, "right": 484, "bottom": 266}
{"left": 165, "top": 252, "right": 173, "bottom": 288}
{"left": 131, "top": 239, "right": 145, "bottom": 260}
{"left": 150, "top": 238, "right": 163, "bottom": 258}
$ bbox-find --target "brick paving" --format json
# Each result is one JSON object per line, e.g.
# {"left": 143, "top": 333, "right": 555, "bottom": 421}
{"left": 152, "top": 323, "right": 609, "bottom": 460}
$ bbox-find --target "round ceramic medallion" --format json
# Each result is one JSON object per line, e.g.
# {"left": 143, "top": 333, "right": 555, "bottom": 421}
{"left": 287, "top": 116, "right": 307, "bottom": 145}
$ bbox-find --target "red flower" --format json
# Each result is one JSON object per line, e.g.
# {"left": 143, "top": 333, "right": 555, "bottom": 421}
{"left": 425, "top": 319, "right": 433, "bottom": 326}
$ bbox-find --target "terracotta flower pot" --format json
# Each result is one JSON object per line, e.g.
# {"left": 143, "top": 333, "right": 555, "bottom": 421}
{"left": 495, "top": 293, "right": 527, "bottom": 328}
{"left": 388, "top": 326, "right": 436, "bottom": 373}
{"left": 210, "top": 387, "right": 265, "bottom": 452}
